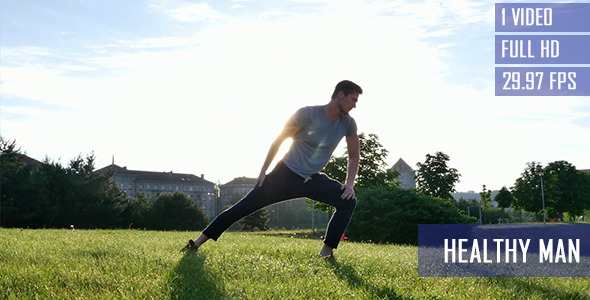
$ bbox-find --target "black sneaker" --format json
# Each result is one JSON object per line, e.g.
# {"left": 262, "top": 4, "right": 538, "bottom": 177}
{"left": 180, "top": 239, "right": 197, "bottom": 252}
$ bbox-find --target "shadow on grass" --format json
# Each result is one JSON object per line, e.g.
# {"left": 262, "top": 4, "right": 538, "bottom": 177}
{"left": 250, "top": 230, "right": 326, "bottom": 240}
{"left": 327, "top": 259, "right": 414, "bottom": 300}
{"left": 169, "top": 252, "right": 226, "bottom": 300}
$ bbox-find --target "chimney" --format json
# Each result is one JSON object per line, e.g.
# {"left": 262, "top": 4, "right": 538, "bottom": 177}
{"left": 201, "top": 174, "right": 205, "bottom": 179}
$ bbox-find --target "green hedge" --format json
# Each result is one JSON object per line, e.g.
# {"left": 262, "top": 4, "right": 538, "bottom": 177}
{"left": 347, "top": 187, "right": 473, "bottom": 245}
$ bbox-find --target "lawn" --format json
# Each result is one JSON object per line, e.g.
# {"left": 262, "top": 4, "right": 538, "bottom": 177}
{"left": 0, "top": 228, "right": 588, "bottom": 299}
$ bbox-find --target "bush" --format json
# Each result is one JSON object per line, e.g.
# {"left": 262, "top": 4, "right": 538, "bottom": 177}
{"left": 122, "top": 193, "right": 153, "bottom": 229}
{"left": 346, "top": 187, "right": 473, "bottom": 245}
{"left": 481, "top": 207, "right": 512, "bottom": 224}
{"left": 240, "top": 208, "right": 270, "bottom": 231}
{"left": 149, "top": 192, "right": 209, "bottom": 231}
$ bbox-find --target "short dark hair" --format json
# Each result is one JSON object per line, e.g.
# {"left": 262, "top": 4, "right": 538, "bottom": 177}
{"left": 331, "top": 80, "right": 363, "bottom": 99}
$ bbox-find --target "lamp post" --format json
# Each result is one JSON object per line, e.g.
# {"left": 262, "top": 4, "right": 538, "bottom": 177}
{"left": 540, "top": 170, "right": 546, "bottom": 224}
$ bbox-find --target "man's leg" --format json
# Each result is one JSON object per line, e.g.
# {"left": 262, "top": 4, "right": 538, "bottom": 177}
{"left": 303, "top": 174, "right": 357, "bottom": 252}
{"left": 200, "top": 162, "right": 303, "bottom": 243}
{"left": 183, "top": 190, "right": 267, "bottom": 251}
{"left": 201, "top": 185, "right": 268, "bottom": 241}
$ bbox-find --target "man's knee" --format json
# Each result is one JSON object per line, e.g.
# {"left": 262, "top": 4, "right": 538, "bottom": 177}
{"left": 349, "top": 197, "right": 358, "bottom": 210}
{"left": 339, "top": 197, "right": 357, "bottom": 212}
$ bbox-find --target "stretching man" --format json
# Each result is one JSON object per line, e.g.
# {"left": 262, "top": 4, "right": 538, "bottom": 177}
{"left": 183, "top": 80, "right": 362, "bottom": 258}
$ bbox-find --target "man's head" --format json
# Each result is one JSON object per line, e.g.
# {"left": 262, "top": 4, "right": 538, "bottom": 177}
{"left": 331, "top": 80, "right": 363, "bottom": 100}
{"left": 331, "top": 80, "right": 362, "bottom": 115}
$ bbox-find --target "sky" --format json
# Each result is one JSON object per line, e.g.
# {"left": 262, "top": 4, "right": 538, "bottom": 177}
{"left": 1, "top": 0, "right": 589, "bottom": 192}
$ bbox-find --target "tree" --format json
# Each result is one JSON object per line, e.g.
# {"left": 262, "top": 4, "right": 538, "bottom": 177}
{"left": 543, "top": 161, "right": 590, "bottom": 220}
{"left": 150, "top": 192, "right": 209, "bottom": 231}
{"left": 66, "top": 154, "right": 127, "bottom": 228}
{"left": 240, "top": 208, "right": 270, "bottom": 231}
{"left": 512, "top": 162, "right": 544, "bottom": 214}
{"left": 495, "top": 186, "right": 515, "bottom": 209}
{"left": 512, "top": 161, "right": 590, "bottom": 221}
{"left": 415, "top": 152, "right": 460, "bottom": 200}
{"left": 454, "top": 198, "right": 471, "bottom": 214}
{"left": 323, "top": 133, "right": 399, "bottom": 189}
{"left": 0, "top": 137, "right": 38, "bottom": 227}
{"left": 122, "top": 192, "right": 153, "bottom": 229}
{"left": 479, "top": 185, "right": 492, "bottom": 209}
{"left": 2, "top": 137, "right": 128, "bottom": 229}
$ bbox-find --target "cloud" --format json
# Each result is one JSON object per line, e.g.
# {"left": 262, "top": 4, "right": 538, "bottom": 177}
{"left": 2, "top": 0, "right": 588, "bottom": 190}
{"left": 164, "top": 2, "right": 230, "bottom": 22}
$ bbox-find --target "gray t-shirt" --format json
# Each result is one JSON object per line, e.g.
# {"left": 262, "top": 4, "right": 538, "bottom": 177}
{"left": 282, "top": 105, "right": 357, "bottom": 179}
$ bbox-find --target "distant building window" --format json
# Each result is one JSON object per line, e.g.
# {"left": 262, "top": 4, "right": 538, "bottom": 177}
{"left": 139, "top": 184, "right": 143, "bottom": 190}
{"left": 168, "top": 186, "right": 172, "bottom": 191}
{"left": 146, "top": 184, "right": 150, "bottom": 189}
{"left": 189, "top": 186, "right": 193, "bottom": 192}
{"left": 175, "top": 186, "right": 180, "bottom": 191}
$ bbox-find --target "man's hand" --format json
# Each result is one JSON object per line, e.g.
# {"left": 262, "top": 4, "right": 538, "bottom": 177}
{"left": 340, "top": 183, "right": 355, "bottom": 199}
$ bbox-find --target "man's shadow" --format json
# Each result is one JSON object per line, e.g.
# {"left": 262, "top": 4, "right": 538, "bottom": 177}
{"left": 169, "top": 252, "right": 226, "bottom": 300}
{"left": 327, "top": 259, "right": 413, "bottom": 300}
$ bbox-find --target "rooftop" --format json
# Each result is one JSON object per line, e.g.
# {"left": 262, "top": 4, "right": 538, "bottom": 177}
{"left": 221, "top": 176, "right": 258, "bottom": 186}
{"left": 95, "top": 164, "right": 215, "bottom": 185}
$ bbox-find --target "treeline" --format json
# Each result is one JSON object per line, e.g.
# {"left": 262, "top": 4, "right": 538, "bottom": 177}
{"left": 1, "top": 138, "right": 208, "bottom": 230}
{"left": 323, "top": 135, "right": 590, "bottom": 244}
{"left": 5, "top": 132, "right": 588, "bottom": 243}
{"left": 498, "top": 161, "right": 590, "bottom": 221}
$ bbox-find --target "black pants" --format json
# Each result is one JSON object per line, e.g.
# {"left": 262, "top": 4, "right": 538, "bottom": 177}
{"left": 202, "top": 161, "right": 357, "bottom": 248}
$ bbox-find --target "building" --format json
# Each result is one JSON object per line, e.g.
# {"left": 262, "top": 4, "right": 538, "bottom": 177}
{"left": 391, "top": 158, "right": 416, "bottom": 189}
{"left": 218, "top": 176, "right": 257, "bottom": 213}
{"left": 17, "top": 154, "right": 43, "bottom": 167}
{"left": 96, "top": 164, "right": 217, "bottom": 218}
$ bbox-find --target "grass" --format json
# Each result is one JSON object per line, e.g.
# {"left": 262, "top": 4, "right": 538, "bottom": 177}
{"left": 0, "top": 228, "right": 588, "bottom": 299}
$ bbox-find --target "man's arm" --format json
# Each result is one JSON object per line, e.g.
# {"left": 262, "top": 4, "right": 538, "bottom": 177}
{"left": 257, "top": 119, "right": 302, "bottom": 187}
{"left": 341, "top": 134, "right": 360, "bottom": 199}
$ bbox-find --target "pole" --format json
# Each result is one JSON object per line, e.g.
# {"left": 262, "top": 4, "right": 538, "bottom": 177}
{"left": 312, "top": 200, "right": 315, "bottom": 232}
{"left": 479, "top": 206, "right": 483, "bottom": 225}
{"left": 277, "top": 203, "right": 280, "bottom": 227}
{"left": 541, "top": 175, "right": 546, "bottom": 224}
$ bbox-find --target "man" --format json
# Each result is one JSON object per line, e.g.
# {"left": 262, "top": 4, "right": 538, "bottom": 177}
{"left": 183, "top": 80, "right": 362, "bottom": 258}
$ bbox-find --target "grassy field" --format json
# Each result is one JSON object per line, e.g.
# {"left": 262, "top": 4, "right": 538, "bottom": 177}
{"left": 1, "top": 228, "right": 588, "bottom": 300}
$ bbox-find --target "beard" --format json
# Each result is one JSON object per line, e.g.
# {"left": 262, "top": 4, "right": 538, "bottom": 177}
{"left": 338, "top": 101, "right": 349, "bottom": 115}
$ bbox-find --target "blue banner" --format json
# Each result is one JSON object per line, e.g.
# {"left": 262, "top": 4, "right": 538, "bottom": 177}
{"left": 418, "top": 224, "right": 590, "bottom": 277}
{"left": 495, "top": 67, "right": 590, "bottom": 96}
{"left": 495, "top": 35, "right": 590, "bottom": 64}
{"left": 496, "top": 3, "right": 590, "bottom": 32}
